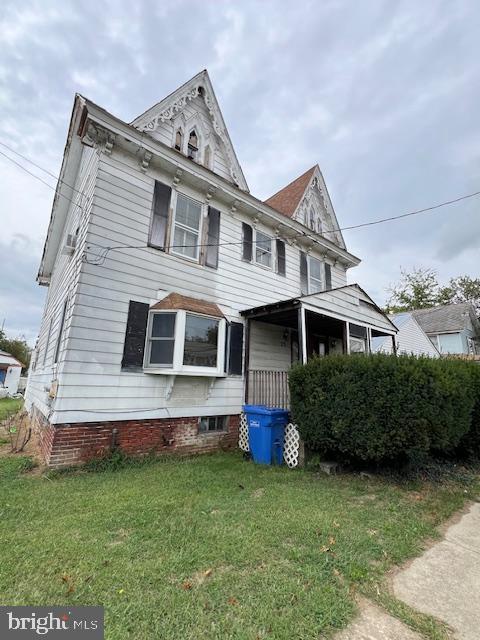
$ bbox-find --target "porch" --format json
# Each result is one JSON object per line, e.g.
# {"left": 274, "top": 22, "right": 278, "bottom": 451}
{"left": 241, "top": 284, "right": 397, "bottom": 410}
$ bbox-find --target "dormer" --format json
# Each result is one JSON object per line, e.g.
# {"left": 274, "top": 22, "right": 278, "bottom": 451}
{"left": 131, "top": 70, "right": 249, "bottom": 192}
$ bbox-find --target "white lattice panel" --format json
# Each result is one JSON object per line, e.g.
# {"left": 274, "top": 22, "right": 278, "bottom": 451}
{"left": 283, "top": 423, "right": 300, "bottom": 468}
{"left": 238, "top": 413, "right": 249, "bottom": 452}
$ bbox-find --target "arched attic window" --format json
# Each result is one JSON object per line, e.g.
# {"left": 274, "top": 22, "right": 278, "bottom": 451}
{"left": 174, "top": 129, "right": 183, "bottom": 152}
{"left": 187, "top": 130, "right": 199, "bottom": 161}
{"left": 309, "top": 207, "right": 316, "bottom": 230}
{"left": 204, "top": 145, "right": 212, "bottom": 169}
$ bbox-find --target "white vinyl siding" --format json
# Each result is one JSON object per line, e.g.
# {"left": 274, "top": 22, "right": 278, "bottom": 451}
{"left": 27, "top": 145, "right": 349, "bottom": 424}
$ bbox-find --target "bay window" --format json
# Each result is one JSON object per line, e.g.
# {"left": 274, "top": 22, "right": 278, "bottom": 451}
{"left": 144, "top": 310, "right": 226, "bottom": 375}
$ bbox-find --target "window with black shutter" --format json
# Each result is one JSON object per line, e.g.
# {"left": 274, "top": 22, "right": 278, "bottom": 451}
{"left": 121, "top": 301, "right": 149, "bottom": 370}
{"left": 242, "top": 223, "right": 253, "bottom": 262}
{"left": 205, "top": 206, "right": 220, "bottom": 268}
{"left": 149, "top": 181, "right": 171, "bottom": 250}
{"left": 276, "top": 239, "right": 286, "bottom": 276}
{"left": 300, "top": 251, "right": 308, "bottom": 295}
{"left": 325, "top": 262, "right": 332, "bottom": 290}
{"left": 227, "top": 322, "right": 244, "bottom": 375}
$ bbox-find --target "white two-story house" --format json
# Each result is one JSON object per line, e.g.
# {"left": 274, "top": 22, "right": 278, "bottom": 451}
{"left": 25, "top": 70, "right": 396, "bottom": 467}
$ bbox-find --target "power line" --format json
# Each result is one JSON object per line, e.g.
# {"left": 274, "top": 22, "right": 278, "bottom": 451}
{"left": 0, "top": 139, "right": 88, "bottom": 200}
{"left": 340, "top": 190, "right": 480, "bottom": 232}
{"left": 0, "top": 149, "right": 84, "bottom": 214}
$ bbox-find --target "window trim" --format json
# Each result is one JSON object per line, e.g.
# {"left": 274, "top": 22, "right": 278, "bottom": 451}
{"left": 254, "top": 229, "right": 273, "bottom": 269}
{"left": 144, "top": 310, "right": 226, "bottom": 376}
{"left": 307, "top": 255, "right": 325, "bottom": 294}
{"left": 170, "top": 192, "right": 203, "bottom": 263}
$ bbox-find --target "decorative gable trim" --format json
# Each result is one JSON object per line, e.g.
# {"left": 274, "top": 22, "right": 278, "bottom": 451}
{"left": 293, "top": 165, "right": 346, "bottom": 249}
{"left": 131, "top": 70, "right": 248, "bottom": 193}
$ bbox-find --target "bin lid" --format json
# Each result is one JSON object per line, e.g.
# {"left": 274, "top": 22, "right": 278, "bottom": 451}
{"left": 243, "top": 404, "right": 289, "bottom": 416}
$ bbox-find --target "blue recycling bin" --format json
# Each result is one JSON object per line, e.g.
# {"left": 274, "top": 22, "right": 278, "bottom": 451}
{"left": 243, "top": 405, "right": 289, "bottom": 465}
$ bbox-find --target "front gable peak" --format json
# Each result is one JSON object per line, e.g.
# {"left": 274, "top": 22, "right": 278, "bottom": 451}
{"left": 131, "top": 70, "right": 248, "bottom": 192}
{"left": 265, "top": 165, "right": 346, "bottom": 249}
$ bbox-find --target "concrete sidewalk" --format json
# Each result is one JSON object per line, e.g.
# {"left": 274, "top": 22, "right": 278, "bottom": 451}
{"left": 336, "top": 502, "right": 480, "bottom": 640}
{"left": 393, "top": 502, "right": 480, "bottom": 640}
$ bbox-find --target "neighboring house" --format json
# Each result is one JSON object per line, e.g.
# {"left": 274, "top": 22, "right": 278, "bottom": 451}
{"left": 372, "top": 312, "right": 439, "bottom": 357}
{"left": 25, "top": 70, "right": 397, "bottom": 467}
{"left": 0, "top": 350, "right": 22, "bottom": 395}
{"left": 412, "top": 303, "right": 480, "bottom": 355}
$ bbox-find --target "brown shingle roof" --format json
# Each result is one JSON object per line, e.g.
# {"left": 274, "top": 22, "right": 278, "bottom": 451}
{"left": 150, "top": 293, "right": 224, "bottom": 318}
{"left": 264, "top": 166, "right": 316, "bottom": 217}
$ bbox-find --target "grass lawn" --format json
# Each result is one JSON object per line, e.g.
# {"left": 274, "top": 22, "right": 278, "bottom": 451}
{"left": 0, "top": 397, "right": 23, "bottom": 421}
{"left": 0, "top": 452, "right": 478, "bottom": 639}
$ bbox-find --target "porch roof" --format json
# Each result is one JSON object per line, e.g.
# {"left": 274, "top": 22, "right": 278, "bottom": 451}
{"left": 240, "top": 284, "right": 397, "bottom": 334}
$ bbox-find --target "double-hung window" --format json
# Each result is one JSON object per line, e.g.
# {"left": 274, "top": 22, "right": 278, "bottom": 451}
{"left": 255, "top": 231, "right": 273, "bottom": 268}
{"left": 171, "top": 194, "right": 202, "bottom": 261}
{"left": 144, "top": 310, "right": 226, "bottom": 376}
{"left": 147, "top": 313, "right": 176, "bottom": 367}
{"left": 308, "top": 256, "right": 324, "bottom": 293}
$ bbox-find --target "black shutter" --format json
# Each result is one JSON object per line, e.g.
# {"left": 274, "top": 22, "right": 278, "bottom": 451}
{"left": 149, "top": 181, "right": 171, "bottom": 250}
{"left": 205, "top": 206, "right": 220, "bottom": 268}
{"left": 300, "top": 251, "right": 308, "bottom": 295}
{"left": 325, "top": 262, "right": 332, "bottom": 290}
{"left": 242, "top": 223, "right": 253, "bottom": 262}
{"left": 276, "top": 239, "right": 286, "bottom": 276}
{"left": 121, "top": 301, "right": 149, "bottom": 370}
{"left": 228, "top": 322, "right": 244, "bottom": 375}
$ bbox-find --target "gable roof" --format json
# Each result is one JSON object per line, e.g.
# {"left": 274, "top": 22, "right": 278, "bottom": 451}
{"left": 264, "top": 164, "right": 346, "bottom": 249}
{"left": 412, "top": 303, "right": 479, "bottom": 334}
{"left": 130, "top": 70, "right": 248, "bottom": 192}
{"left": 0, "top": 350, "right": 23, "bottom": 367}
{"left": 264, "top": 167, "right": 315, "bottom": 217}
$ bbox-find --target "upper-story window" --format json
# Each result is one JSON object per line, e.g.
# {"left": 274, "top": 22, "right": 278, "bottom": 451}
{"left": 171, "top": 194, "right": 202, "bottom": 261}
{"left": 300, "top": 252, "right": 332, "bottom": 294}
{"left": 187, "top": 130, "right": 198, "bottom": 160}
{"left": 149, "top": 180, "right": 221, "bottom": 269}
{"left": 308, "top": 256, "right": 324, "bottom": 293}
{"left": 241, "top": 223, "right": 286, "bottom": 275}
{"left": 255, "top": 231, "right": 272, "bottom": 268}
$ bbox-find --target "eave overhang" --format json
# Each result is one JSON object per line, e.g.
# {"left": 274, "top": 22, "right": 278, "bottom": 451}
{"left": 38, "top": 96, "right": 362, "bottom": 282}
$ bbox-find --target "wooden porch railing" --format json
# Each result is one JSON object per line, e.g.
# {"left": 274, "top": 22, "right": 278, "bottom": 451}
{"left": 247, "top": 369, "right": 290, "bottom": 409}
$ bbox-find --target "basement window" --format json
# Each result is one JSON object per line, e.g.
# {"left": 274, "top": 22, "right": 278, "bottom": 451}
{"left": 199, "top": 416, "right": 227, "bottom": 433}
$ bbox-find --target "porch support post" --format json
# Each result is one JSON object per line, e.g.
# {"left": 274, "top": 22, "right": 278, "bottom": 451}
{"left": 346, "top": 321, "right": 351, "bottom": 354}
{"left": 367, "top": 327, "right": 372, "bottom": 353}
{"left": 391, "top": 334, "right": 397, "bottom": 356}
{"left": 298, "top": 306, "right": 308, "bottom": 364}
{"left": 244, "top": 318, "right": 251, "bottom": 403}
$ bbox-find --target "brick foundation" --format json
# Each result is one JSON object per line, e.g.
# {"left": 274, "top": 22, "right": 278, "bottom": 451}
{"left": 30, "top": 407, "right": 240, "bottom": 468}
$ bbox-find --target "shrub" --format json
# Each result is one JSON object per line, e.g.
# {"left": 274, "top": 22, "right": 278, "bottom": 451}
{"left": 289, "top": 353, "right": 479, "bottom": 465}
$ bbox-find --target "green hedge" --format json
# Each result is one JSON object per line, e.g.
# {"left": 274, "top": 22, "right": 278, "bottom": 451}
{"left": 289, "top": 354, "right": 480, "bottom": 464}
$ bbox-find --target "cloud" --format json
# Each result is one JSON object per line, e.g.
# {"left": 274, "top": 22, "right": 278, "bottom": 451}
{"left": 0, "top": 0, "right": 479, "bottom": 341}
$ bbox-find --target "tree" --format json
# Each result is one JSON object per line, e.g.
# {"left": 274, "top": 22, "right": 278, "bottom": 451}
{"left": 438, "top": 276, "right": 480, "bottom": 317}
{"left": 386, "top": 267, "right": 440, "bottom": 313}
{"left": 0, "top": 329, "right": 31, "bottom": 372}
{"left": 386, "top": 269, "right": 480, "bottom": 318}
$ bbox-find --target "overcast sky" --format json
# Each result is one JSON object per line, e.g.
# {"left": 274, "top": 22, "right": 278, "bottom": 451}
{"left": 0, "top": 0, "right": 479, "bottom": 344}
